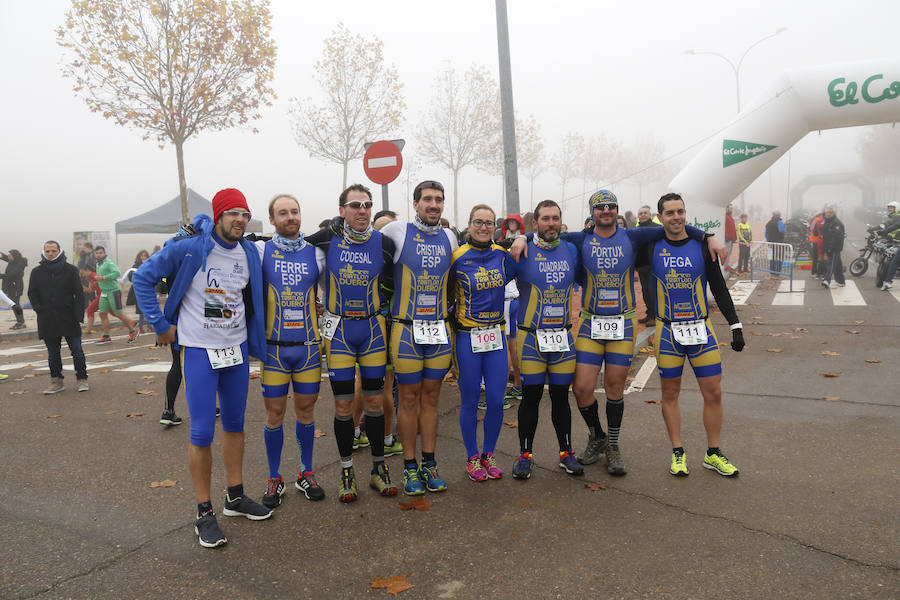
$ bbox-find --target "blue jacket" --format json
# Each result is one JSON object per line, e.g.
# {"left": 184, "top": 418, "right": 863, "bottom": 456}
{"left": 132, "top": 214, "right": 266, "bottom": 361}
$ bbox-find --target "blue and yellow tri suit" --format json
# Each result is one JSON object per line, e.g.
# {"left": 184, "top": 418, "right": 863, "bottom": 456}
{"left": 649, "top": 236, "right": 738, "bottom": 379}
{"left": 382, "top": 221, "right": 456, "bottom": 385}
{"left": 305, "top": 227, "right": 395, "bottom": 392}
{"left": 259, "top": 240, "right": 324, "bottom": 396}
{"left": 515, "top": 238, "right": 580, "bottom": 386}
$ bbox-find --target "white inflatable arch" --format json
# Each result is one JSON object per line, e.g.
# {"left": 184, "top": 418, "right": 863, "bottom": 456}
{"left": 669, "top": 57, "right": 900, "bottom": 236}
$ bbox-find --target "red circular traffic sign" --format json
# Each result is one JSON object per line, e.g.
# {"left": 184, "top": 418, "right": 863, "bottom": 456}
{"left": 363, "top": 140, "right": 403, "bottom": 185}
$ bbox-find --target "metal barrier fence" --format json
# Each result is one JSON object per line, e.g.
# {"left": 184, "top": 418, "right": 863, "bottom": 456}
{"left": 749, "top": 241, "right": 795, "bottom": 290}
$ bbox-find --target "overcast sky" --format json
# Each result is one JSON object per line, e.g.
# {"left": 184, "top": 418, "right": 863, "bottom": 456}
{"left": 1, "top": 0, "right": 898, "bottom": 264}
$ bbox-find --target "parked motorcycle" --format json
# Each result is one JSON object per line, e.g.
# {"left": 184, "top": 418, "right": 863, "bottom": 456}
{"left": 849, "top": 224, "right": 884, "bottom": 277}
{"left": 874, "top": 239, "right": 899, "bottom": 288}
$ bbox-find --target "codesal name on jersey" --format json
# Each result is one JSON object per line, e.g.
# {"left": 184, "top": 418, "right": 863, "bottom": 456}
{"left": 416, "top": 243, "right": 447, "bottom": 268}
{"left": 589, "top": 245, "right": 623, "bottom": 269}
{"left": 274, "top": 260, "right": 309, "bottom": 285}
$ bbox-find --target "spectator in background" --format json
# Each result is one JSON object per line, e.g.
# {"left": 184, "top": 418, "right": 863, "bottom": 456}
{"left": 808, "top": 209, "right": 826, "bottom": 279}
{"left": 636, "top": 205, "right": 658, "bottom": 325}
{"left": 126, "top": 249, "right": 150, "bottom": 333}
{"left": 724, "top": 204, "right": 737, "bottom": 272}
{"left": 27, "top": 240, "right": 88, "bottom": 394}
{"left": 821, "top": 206, "right": 846, "bottom": 288}
{"left": 76, "top": 241, "right": 96, "bottom": 272}
{"left": 616, "top": 215, "right": 628, "bottom": 229}
{"left": 765, "top": 211, "right": 786, "bottom": 274}
{"left": 499, "top": 214, "right": 524, "bottom": 241}
{"left": 93, "top": 246, "right": 137, "bottom": 344}
{"left": 624, "top": 210, "right": 637, "bottom": 229}
{"left": 0, "top": 249, "right": 27, "bottom": 329}
{"left": 737, "top": 213, "right": 752, "bottom": 273}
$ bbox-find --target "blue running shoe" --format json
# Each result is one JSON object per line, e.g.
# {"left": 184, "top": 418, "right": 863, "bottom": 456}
{"left": 402, "top": 467, "right": 426, "bottom": 496}
{"left": 558, "top": 450, "right": 584, "bottom": 476}
{"left": 512, "top": 452, "right": 533, "bottom": 480}
{"left": 418, "top": 462, "right": 448, "bottom": 492}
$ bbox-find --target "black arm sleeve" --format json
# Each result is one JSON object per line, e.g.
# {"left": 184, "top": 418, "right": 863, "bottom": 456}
{"left": 703, "top": 239, "right": 740, "bottom": 326}
{"left": 380, "top": 235, "right": 396, "bottom": 305}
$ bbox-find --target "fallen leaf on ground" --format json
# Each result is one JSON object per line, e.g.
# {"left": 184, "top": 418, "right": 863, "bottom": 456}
{"left": 249, "top": 372, "right": 260, "bottom": 379}
{"left": 844, "top": 330, "right": 860, "bottom": 335}
{"left": 865, "top": 359, "right": 882, "bottom": 364}
{"left": 126, "top": 412, "right": 145, "bottom": 418}
{"left": 718, "top": 342, "right": 729, "bottom": 348}
{"left": 749, "top": 331, "right": 762, "bottom": 336}
{"left": 135, "top": 389, "right": 158, "bottom": 395}
{"left": 503, "top": 420, "right": 518, "bottom": 428}
{"left": 47, "top": 413, "right": 63, "bottom": 418}
{"left": 95, "top": 368, "right": 111, "bottom": 374}
{"left": 854, "top": 320, "right": 865, "bottom": 325}
{"left": 370, "top": 575, "right": 415, "bottom": 595}
{"left": 143, "top": 357, "right": 160, "bottom": 361}
{"left": 824, "top": 396, "right": 841, "bottom": 402}
{"left": 22, "top": 373, "right": 36, "bottom": 379}
{"left": 791, "top": 335, "right": 802, "bottom": 339}
{"left": 398, "top": 497, "right": 433, "bottom": 512}
{"left": 10, "top": 390, "right": 25, "bottom": 395}
{"left": 105, "top": 358, "right": 119, "bottom": 363}
{"left": 643, "top": 398, "right": 660, "bottom": 404}
{"left": 104, "top": 410, "right": 117, "bottom": 415}
{"left": 149, "top": 479, "right": 177, "bottom": 488}
{"left": 519, "top": 498, "right": 532, "bottom": 506}
{"left": 313, "top": 428, "right": 326, "bottom": 438}
{"left": 820, "top": 351, "right": 840, "bottom": 356}
{"left": 23, "top": 364, "right": 34, "bottom": 369}
{"left": 584, "top": 482, "right": 607, "bottom": 491}
{"left": 119, "top": 353, "right": 128, "bottom": 357}
{"left": 141, "top": 375, "right": 155, "bottom": 380}
{"left": 766, "top": 348, "right": 783, "bottom": 353}
{"left": 794, "top": 327, "right": 809, "bottom": 333}
{"left": 638, "top": 346, "right": 654, "bottom": 354}
{"left": 822, "top": 372, "right": 841, "bottom": 378}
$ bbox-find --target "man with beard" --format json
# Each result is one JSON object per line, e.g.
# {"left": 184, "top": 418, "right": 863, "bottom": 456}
{"left": 305, "top": 184, "right": 398, "bottom": 503}
{"left": 133, "top": 188, "right": 271, "bottom": 548}
{"left": 380, "top": 181, "right": 458, "bottom": 495}
{"left": 256, "top": 194, "right": 328, "bottom": 509}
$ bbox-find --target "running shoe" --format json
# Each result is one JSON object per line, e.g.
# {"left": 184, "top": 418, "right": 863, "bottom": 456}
{"left": 480, "top": 452, "right": 503, "bottom": 479}
{"left": 466, "top": 455, "right": 487, "bottom": 482}
{"left": 262, "top": 476, "right": 285, "bottom": 509}
{"left": 159, "top": 409, "right": 183, "bottom": 426}
{"left": 512, "top": 452, "right": 533, "bottom": 480}
{"left": 0, "top": 374, "right": 7, "bottom": 381}
{"left": 477, "top": 398, "right": 487, "bottom": 410}
{"left": 670, "top": 451, "right": 689, "bottom": 477}
{"left": 43, "top": 378, "right": 64, "bottom": 395}
{"left": 605, "top": 444, "right": 627, "bottom": 476}
{"left": 418, "top": 462, "right": 448, "bottom": 492}
{"left": 504, "top": 385, "right": 522, "bottom": 401}
{"left": 383, "top": 437, "right": 404, "bottom": 457}
{"left": 402, "top": 466, "right": 426, "bottom": 496}
{"left": 369, "top": 463, "right": 398, "bottom": 496}
{"left": 10, "top": 322, "right": 27, "bottom": 330}
{"left": 558, "top": 450, "right": 584, "bottom": 476}
{"left": 295, "top": 471, "right": 326, "bottom": 501}
{"left": 882, "top": 281, "right": 893, "bottom": 291}
{"left": 77, "top": 379, "right": 90, "bottom": 392}
{"left": 127, "top": 330, "right": 138, "bottom": 343}
{"left": 502, "top": 397, "right": 513, "bottom": 410}
{"left": 95, "top": 335, "right": 112, "bottom": 345}
{"left": 352, "top": 432, "right": 370, "bottom": 450}
{"left": 194, "top": 513, "right": 227, "bottom": 548}
{"left": 338, "top": 467, "right": 358, "bottom": 503}
{"left": 577, "top": 434, "right": 608, "bottom": 465}
{"left": 223, "top": 494, "right": 273, "bottom": 520}
{"left": 703, "top": 452, "right": 740, "bottom": 477}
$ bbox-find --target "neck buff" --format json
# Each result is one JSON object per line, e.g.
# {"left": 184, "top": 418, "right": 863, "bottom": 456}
{"left": 467, "top": 237, "right": 492, "bottom": 250}
{"left": 40, "top": 250, "right": 67, "bottom": 273}
{"left": 272, "top": 232, "right": 307, "bottom": 253}
{"left": 413, "top": 214, "right": 443, "bottom": 235}
{"left": 343, "top": 221, "right": 373, "bottom": 244}
{"left": 534, "top": 235, "right": 560, "bottom": 250}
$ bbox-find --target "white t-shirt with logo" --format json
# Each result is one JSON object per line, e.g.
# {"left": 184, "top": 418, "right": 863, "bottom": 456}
{"left": 177, "top": 241, "right": 249, "bottom": 349}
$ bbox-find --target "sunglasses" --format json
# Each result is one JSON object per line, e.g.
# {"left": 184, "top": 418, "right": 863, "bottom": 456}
{"left": 223, "top": 210, "right": 251, "bottom": 220}
{"left": 344, "top": 201, "right": 373, "bottom": 210}
{"left": 470, "top": 219, "right": 495, "bottom": 229}
{"left": 592, "top": 202, "right": 618, "bottom": 212}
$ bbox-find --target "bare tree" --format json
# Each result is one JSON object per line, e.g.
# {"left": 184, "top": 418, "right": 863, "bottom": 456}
{"left": 417, "top": 64, "right": 500, "bottom": 226}
{"left": 516, "top": 115, "right": 546, "bottom": 212}
{"left": 625, "top": 133, "right": 667, "bottom": 203}
{"left": 553, "top": 132, "right": 585, "bottom": 220}
{"left": 288, "top": 23, "right": 405, "bottom": 189}
{"left": 57, "top": 0, "right": 277, "bottom": 223}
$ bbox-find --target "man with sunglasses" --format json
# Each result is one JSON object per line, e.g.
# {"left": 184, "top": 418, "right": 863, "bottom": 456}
{"left": 511, "top": 190, "right": 718, "bottom": 476}
{"left": 133, "top": 188, "right": 271, "bottom": 548}
{"left": 256, "top": 194, "right": 329, "bottom": 509}
{"left": 379, "top": 180, "right": 458, "bottom": 495}
{"left": 305, "top": 184, "right": 399, "bottom": 502}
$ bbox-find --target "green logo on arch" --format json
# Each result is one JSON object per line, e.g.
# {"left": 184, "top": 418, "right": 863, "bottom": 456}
{"left": 722, "top": 139, "right": 778, "bottom": 168}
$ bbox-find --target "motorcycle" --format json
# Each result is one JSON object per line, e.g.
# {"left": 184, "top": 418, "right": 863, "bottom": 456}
{"left": 849, "top": 224, "right": 883, "bottom": 277}
{"left": 874, "top": 239, "right": 900, "bottom": 288}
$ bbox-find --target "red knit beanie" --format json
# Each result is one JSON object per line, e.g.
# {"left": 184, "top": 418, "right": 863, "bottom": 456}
{"left": 212, "top": 188, "right": 250, "bottom": 223}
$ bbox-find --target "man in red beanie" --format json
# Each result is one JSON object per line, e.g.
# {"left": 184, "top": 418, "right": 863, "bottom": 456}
{"left": 133, "top": 187, "right": 271, "bottom": 548}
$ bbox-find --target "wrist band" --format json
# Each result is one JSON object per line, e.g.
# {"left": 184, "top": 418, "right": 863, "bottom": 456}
{"left": 730, "top": 322, "right": 743, "bottom": 330}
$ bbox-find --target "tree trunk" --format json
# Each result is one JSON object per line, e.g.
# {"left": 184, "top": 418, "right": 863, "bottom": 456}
{"left": 342, "top": 160, "right": 348, "bottom": 190}
{"left": 453, "top": 168, "right": 460, "bottom": 228}
{"left": 175, "top": 139, "right": 188, "bottom": 224}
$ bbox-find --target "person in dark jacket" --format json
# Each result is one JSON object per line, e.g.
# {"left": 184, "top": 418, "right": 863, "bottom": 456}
{"left": 27, "top": 241, "right": 88, "bottom": 394}
{"left": 0, "top": 249, "right": 27, "bottom": 329}
{"left": 820, "top": 206, "right": 846, "bottom": 288}
{"left": 765, "top": 211, "right": 786, "bottom": 274}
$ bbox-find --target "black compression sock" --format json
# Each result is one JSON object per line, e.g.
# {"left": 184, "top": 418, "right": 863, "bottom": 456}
{"left": 334, "top": 414, "right": 355, "bottom": 459}
{"left": 422, "top": 451, "right": 435, "bottom": 465}
{"left": 518, "top": 384, "right": 544, "bottom": 453}
{"left": 404, "top": 459, "right": 418, "bottom": 470}
{"left": 549, "top": 384, "right": 573, "bottom": 452}
{"left": 606, "top": 397, "right": 624, "bottom": 446}
{"left": 707, "top": 447, "right": 721, "bottom": 456}
{"left": 578, "top": 400, "right": 605, "bottom": 439}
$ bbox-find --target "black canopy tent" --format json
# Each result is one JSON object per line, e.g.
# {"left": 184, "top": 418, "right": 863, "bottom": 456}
{"left": 114, "top": 188, "right": 263, "bottom": 258}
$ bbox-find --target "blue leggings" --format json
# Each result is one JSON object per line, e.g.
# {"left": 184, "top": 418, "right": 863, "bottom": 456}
{"left": 183, "top": 342, "right": 250, "bottom": 447}
{"left": 455, "top": 331, "right": 508, "bottom": 458}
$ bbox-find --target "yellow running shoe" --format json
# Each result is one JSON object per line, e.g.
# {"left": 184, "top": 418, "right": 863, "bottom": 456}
{"left": 670, "top": 452, "right": 689, "bottom": 477}
{"left": 703, "top": 452, "right": 739, "bottom": 477}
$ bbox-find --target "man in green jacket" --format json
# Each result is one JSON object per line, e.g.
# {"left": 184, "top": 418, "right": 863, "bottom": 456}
{"left": 94, "top": 246, "right": 136, "bottom": 344}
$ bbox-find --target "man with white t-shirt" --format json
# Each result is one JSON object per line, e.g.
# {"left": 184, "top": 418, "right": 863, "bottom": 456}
{"left": 133, "top": 188, "right": 271, "bottom": 549}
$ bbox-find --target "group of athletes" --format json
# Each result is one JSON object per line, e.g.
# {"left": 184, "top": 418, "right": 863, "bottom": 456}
{"left": 132, "top": 180, "right": 745, "bottom": 549}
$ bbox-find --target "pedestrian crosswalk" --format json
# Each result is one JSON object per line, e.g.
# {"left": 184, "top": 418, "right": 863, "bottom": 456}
{"left": 729, "top": 278, "right": 900, "bottom": 306}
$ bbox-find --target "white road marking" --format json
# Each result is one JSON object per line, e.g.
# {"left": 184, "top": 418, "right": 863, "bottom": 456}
{"left": 890, "top": 289, "right": 900, "bottom": 303}
{"left": 772, "top": 279, "right": 805, "bottom": 305}
{"left": 625, "top": 356, "right": 657, "bottom": 395}
{"left": 830, "top": 280, "right": 866, "bottom": 306}
{"left": 728, "top": 280, "right": 759, "bottom": 305}
{"left": 34, "top": 361, "right": 129, "bottom": 372}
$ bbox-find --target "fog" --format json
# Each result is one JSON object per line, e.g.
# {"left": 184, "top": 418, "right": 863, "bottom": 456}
{"left": 1, "top": 0, "right": 898, "bottom": 272}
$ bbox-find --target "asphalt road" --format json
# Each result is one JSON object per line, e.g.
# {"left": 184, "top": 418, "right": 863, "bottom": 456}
{"left": 0, "top": 270, "right": 897, "bottom": 599}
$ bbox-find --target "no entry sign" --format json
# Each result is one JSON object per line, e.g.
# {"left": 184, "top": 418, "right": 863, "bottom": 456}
{"left": 363, "top": 140, "right": 404, "bottom": 185}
